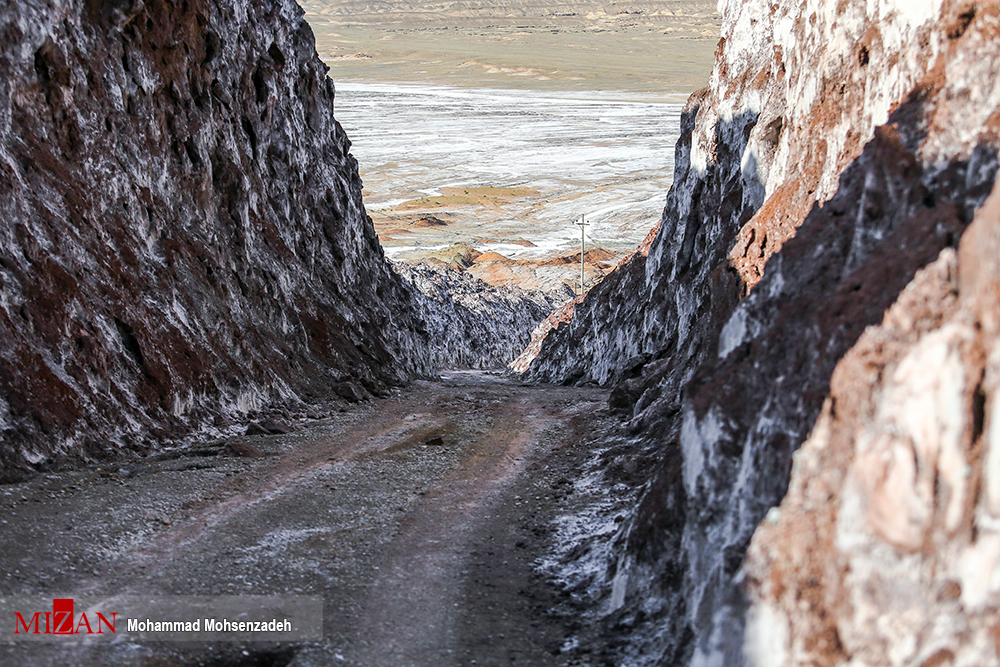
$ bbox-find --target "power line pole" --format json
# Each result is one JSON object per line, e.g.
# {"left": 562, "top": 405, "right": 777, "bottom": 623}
{"left": 575, "top": 214, "right": 589, "bottom": 295}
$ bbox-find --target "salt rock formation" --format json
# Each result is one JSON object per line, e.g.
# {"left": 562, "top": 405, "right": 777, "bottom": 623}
{"left": 0, "top": 0, "right": 440, "bottom": 476}
{"left": 522, "top": 0, "right": 1000, "bottom": 665}
{"left": 394, "top": 262, "right": 556, "bottom": 369}
{"left": 743, "top": 182, "right": 1000, "bottom": 667}
{"left": 509, "top": 295, "right": 583, "bottom": 375}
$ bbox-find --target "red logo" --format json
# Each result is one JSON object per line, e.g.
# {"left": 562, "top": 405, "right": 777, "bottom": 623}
{"left": 14, "top": 599, "right": 117, "bottom": 635}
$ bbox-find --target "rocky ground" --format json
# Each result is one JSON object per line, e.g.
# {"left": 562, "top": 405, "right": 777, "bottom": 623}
{"left": 0, "top": 372, "right": 628, "bottom": 667}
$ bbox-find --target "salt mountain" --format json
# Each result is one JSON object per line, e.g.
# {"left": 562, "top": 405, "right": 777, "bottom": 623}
{"left": 2, "top": 1, "right": 1000, "bottom": 667}
{"left": 0, "top": 0, "right": 549, "bottom": 477}
{"left": 522, "top": 0, "right": 1000, "bottom": 665}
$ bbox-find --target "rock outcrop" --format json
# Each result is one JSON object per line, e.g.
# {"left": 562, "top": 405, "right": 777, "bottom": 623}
{"left": 466, "top": 248, "right": 617, "bottom": 299}
{"left": 0, "top": 0, "right": 440, "bottom": 476}
{"left": 394, "top": 262, "right": 556, "bottom": 369}
{"left": 744, "top": 183, "right": 1000, "bottom": 667}
{"left": 522, "top": 1, "right": 1000, "bottom": 665}
{"left": 509, "top": 295, "right": 583, "bottom": 375}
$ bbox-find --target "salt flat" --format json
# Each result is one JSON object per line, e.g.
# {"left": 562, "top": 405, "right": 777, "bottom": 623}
{"left": 303, "top": 1, "right": 717, "bottom": 290}
{"left": 335, "top": 83, "right": 685, "bottom": 262}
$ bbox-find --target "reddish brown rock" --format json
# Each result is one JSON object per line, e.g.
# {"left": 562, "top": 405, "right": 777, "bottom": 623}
{"left": 538, "top": 247, "right": 617, "bottom": 267}
{"left": 465, "top": 254, "right": 595, "bottom": 299}
{"left": 744, "top": 176, "right": 1000, "bottom": 667}
{"left": 0, "top": 0, "right": 451, "bottom": 476}
{"left": 413, "top": 215, "right": 449, "bottom": 228}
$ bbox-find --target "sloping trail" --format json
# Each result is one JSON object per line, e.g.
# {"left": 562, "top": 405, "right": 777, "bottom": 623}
{"left": 0, "top": 371, "right": 617, "bottom": 666}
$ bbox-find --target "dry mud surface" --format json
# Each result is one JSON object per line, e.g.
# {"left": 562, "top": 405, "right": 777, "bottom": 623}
{"left": 0, "top": 372, "right": 624, "bottom": 666}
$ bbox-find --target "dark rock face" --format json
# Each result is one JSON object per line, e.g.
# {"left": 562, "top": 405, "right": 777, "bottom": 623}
{"left": 394, "top": 262, "right": 556, "bottom": 370}
{"left": 665, "top": 119, "right": 996, "bottom": 667}
{"left": 523, "top": 1, "right": 1000, "bottom": 665}
{"left": 0, "top": 0, "right": 436, "bottom": 475}
{"left": 521, "top": 86, "right": 755, "bottom": 389}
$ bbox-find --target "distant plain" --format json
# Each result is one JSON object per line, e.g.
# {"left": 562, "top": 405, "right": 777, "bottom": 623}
{"left": 302, "top": 2, "right": 720, "bottom": 293}
{"left": 302, "top": 1, "right": 720, "bottom": 92}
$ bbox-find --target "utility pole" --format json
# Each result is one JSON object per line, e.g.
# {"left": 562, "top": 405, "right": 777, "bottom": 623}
{"left": 575, "top": 214, "right": 589, "bottom": 295}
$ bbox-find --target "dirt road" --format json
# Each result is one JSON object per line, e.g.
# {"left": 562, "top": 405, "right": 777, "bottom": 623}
{"left": 0, "top": 371, "right": 620, "bottom": 666}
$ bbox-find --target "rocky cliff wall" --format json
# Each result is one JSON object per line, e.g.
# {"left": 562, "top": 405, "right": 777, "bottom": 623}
{"left": 394, "top": 262, "right": 556, "bottom": 369}
{"left": 0, "top": 0, "right": 439, "bottom": 477}
{"left": 525, "top": 0, "right": 999, "bottom": 388}
{"left": 524, "top": 1, "right": 1000, "bottom": 665}
{"left": 743, "top": 181, "right": 1000, "bottom": 667}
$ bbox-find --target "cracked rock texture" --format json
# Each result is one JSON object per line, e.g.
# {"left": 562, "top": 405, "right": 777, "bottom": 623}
{"left": 523, "top": 0, "right": 1000, "bottom": 665}
{"left": 0, "top": 0, "right": 441, "bottom": 476}
{"left": 394, "top": 262, "right": 556, "bottom": 370}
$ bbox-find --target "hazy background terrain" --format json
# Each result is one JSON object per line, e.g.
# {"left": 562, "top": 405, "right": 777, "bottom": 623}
{"left": 301, "top": 2, "right": 721, "bottom": 295}
{"left": 302, "top": 1, "right": 720, "bottom": 92}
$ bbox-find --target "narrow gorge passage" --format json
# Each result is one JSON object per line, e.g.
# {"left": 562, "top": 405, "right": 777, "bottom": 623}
{"left": 0, "top": 371, "right": 617, "bottom": 667}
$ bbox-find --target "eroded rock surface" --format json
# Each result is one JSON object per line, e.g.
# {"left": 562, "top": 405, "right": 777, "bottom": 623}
{"left": 743, "top": 179, "right": 1000, "bottom": 667}
{"left": 0, "top": 0, "right": 473, "bottom": 477}
{"left": 522, "top": 1, "right": 1000, "bottom": 665}
{"left": 394, "top": 262, "right": 557, "bottom": 369}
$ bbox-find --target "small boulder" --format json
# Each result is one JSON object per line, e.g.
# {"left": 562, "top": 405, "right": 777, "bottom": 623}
{"left": 244, "top": 422, "right": 273, "bottom": 437}
{"left": 259, "top": 418, "right": 291, "bottom": 434}
{"left": 332, "top": 381, "right": 367, "bottom": 403}
{"left": 227, "top": 441, "right": 265, "bottom": 458}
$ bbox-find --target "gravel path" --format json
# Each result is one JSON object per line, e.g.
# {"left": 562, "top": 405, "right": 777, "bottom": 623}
{"left": 0, "top": 371, "right": 619, "bottom": 667}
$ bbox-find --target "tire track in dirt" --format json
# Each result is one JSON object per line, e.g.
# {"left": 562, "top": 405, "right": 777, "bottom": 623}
{"left": 0, "top": 371, "right": 617, "bottom": 667}
{"left": 348, "top": 394, "right": 548, "bottom": 665}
